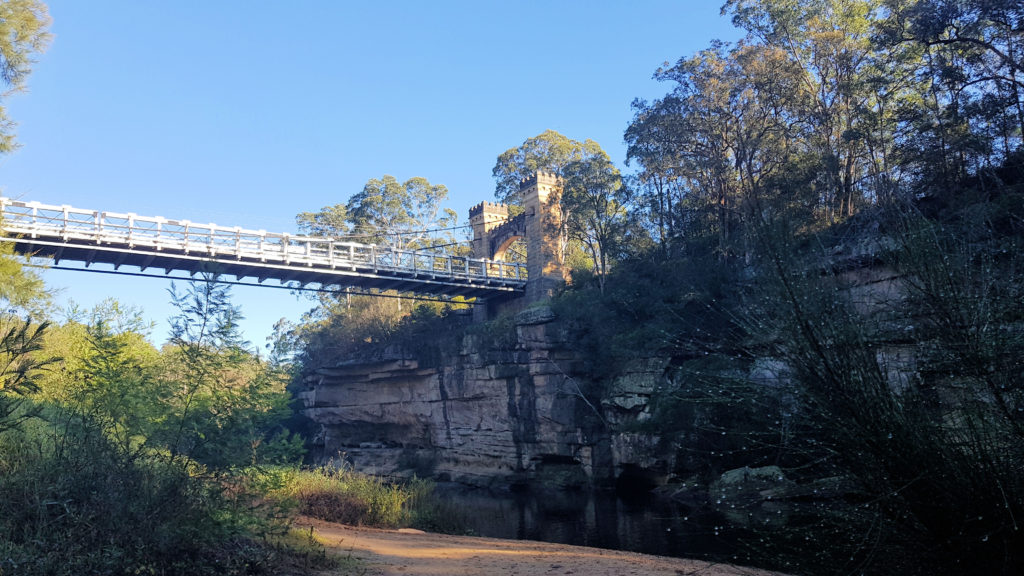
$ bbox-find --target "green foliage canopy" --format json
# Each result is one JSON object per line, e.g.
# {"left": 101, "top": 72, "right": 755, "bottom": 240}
{"left": 297, "top": 175, "right": 459, "bottom": 252}
{"left": 561, "top": 149, "right": 631, "bottom": 287}
{"left": 492, "top": 129, "right": 605, "bottom": 205}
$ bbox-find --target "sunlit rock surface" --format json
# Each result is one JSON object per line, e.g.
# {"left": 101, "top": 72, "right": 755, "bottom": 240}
{"left": 297, "top": 306, "right": 668, "bottom": 489}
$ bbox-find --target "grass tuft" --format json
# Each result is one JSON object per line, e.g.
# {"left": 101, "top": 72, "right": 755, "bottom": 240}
{"left": 254, "top": 461, "right": 466, "bottom": 533}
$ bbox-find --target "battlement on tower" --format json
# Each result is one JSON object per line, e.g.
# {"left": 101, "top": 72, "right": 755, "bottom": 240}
{"left": 519, "top": 170, "right": 561, "bottom": 190}
{"left": 469, "top": 201, "right": 509, "bottom": 218}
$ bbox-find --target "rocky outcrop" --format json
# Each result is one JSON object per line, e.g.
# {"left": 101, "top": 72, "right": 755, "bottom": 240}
{"left": 297, "top": 305, "right": 668, "bottom": 489}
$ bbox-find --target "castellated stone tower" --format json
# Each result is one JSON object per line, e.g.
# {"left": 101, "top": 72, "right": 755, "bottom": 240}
{"left": 520, "top": 170, "right": 566, "bottom": 302}
{"left": 468, "top": 171, "right": 566, "bottom": 311}
{"left": 468, "top": 201, "right": 509, "bottom": 262}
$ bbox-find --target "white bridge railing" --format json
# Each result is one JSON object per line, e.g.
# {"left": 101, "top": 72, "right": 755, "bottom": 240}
{"left": 0, "top": 198, "right": 527, "bottom": 284}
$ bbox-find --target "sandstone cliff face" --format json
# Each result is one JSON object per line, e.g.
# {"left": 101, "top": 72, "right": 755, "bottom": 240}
{"left": 297, "top": 306, "right": 667, "bottom": 489}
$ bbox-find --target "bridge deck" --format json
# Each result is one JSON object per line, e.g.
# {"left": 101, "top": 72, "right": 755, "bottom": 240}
{"left": 0, "top": 198, "right": 526, "bottom": 299}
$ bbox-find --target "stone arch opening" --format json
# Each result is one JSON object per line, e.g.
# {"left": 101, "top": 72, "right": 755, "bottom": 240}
{"left": 493, "top": 235, "right": 526, "bottom": 263}
{"left": 486, "top": 212, "right": 526, "bottom": 263}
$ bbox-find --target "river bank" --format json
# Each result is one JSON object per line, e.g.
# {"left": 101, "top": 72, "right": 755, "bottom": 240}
{"left": 298, "top": 516, "right": 790, "bottom": 576}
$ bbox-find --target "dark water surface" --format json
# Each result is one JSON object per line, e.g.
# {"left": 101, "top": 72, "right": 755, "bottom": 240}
{"left": 436, "top": 487, "right": 744, "bottom": 562}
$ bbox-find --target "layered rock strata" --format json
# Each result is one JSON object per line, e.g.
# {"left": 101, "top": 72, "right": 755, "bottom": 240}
{"left": 297, "top": 306, "right": 666, "bottom": 489}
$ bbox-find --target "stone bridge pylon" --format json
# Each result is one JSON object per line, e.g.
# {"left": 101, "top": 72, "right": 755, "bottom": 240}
{"left": 469, "top": 171, "right": 567, "bottom": 312}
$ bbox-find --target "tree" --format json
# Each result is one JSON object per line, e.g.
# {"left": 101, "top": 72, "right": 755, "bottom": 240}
{"left": 492, "top": 130, "right": 605, "bottom": 205}
{"left": 0, "top": 1, "right": 53, "bottom": 426}
{"left": 626, "top": 41, "right": 805, "bottom": 260}
{"left": 625, "top": 95, "right": 691, "bottom": 254}
{"left": 0, "top": 316, "right": 48, "bottom": 431}
{"left": 0, "top": 248, "right": 49, "bottom": 432}
{"left": 295, "top": 203, "right": 350, "bottom": 237}
{"left": 1, "top": 210, "right": 51, "bottom": 432}
{"left": 725, "top": 0, "right": 886, "bottom": 220}
{"left": 0, "top": 0, "right": 51, "bottom": 153}
{"left": 25, "top": 299, "right": 169, "bottom": 456}
{"left": 889, "top": 0, "right": 1024, "bottom": 88}
{"left": 0, "top": 1, "right": 52, "bottom": 426}
{"left": 162, "top": 278, "right": 302, "bottom": 468}
{"left": 347, "top": 175, "right": 458, "bottom": 250}
{"left": 879, "top": 0, "right": 1024, "bottom": 189}
{"left": 291, "top": 175, "right": 461, "bottom": 358}
{"left": 0, "top": 241, "right": 48, "bottom": 317}
{"left": 562, "top": 151, "right": 630, "bottom": 291}
{"left": 298, "top": 175, "right": 459, "bottom": 252}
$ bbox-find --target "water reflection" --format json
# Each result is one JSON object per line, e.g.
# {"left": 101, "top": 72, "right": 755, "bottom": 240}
{"left": 436, "top": 486, "right": 736, "bottom": 561}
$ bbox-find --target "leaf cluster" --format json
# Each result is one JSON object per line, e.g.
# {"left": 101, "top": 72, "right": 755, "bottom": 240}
{"left": 296, "top": 174, "right": 461, "bottom": 253}
{"left": 0, "top": 0, "right": 50, "bottom": 153}
{"left": 491, "top": 129, "right": 605, "bottom": 205}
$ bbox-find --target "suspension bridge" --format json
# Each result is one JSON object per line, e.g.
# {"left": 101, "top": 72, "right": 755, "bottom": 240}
{"left": 0, "top": 197, "right": 527, "bottom": 300}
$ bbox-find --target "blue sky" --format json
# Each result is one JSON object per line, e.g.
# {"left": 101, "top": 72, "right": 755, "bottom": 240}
{"left": 1, "top": 1, "right": 741, "bottom": 348}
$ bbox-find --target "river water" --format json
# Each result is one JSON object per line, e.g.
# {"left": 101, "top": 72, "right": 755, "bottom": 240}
{"left": 435, "top": 487, "right": 747, "bottom": 563}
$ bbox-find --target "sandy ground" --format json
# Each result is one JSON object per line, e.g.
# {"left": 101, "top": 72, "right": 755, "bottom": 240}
{"left": 297, "top": 517, "right": 788, "bottom": 576}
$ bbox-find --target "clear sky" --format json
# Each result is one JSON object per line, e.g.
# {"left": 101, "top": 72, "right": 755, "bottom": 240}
{"left": 1, "top": 1, "right": 741, "bottom": 349}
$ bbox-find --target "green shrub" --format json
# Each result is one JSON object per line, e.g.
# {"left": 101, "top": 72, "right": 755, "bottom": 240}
{"left": 256, "top": 462, "right": 465, "bottom": 533}
{"left": 0, "top": 418, "right": 244, "bottom": 575}
{"left": 0, "top": 412, "right": 320, "bottom": 576}
{"left": 258, "top": 463, "right": 411, "bottom": 528}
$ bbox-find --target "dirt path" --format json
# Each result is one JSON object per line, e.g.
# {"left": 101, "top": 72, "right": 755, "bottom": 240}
{"left": 298, "top": 517, "right": 787, "bottom": 576}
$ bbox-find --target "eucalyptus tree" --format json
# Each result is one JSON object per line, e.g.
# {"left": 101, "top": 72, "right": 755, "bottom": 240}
{"left": 296, "top": 175, "right": 459, "bottom": 252}
{"left": 346, "top": 175, "right": 455, "bottom": 250}
{"left": 889, "top": 0, "right": 1023, "bottom": 89}
{"left": 624, "top": 95, "right": 690, "bottom": 253}
{"left": 561, "top": 150, "right": 630, "bottom": 291}
{"left": 290, "top": 175, "right": 460, "bottom": 361}
{"left": 491, "top": 131, "right": 632, "bottom": 279}
{"left": 295, "top": 203, "right": 350, "bottom": 237}
{"left": 492, "top": 129, "right": 605, "bottom": 205}
{"left": 626, "top": 40, "right": 806, "bottom": 259}
{"left": 650, "top": 43, "right": 746, "bottom": 257}
{"left": 724, "top": 0, "right": 887, "bottom": 220}
{"left": 881, "top": 0, "right": 1024, "bottom": 186}
{"left": 725, "top": 43, "right": 807, "bottom": 214}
